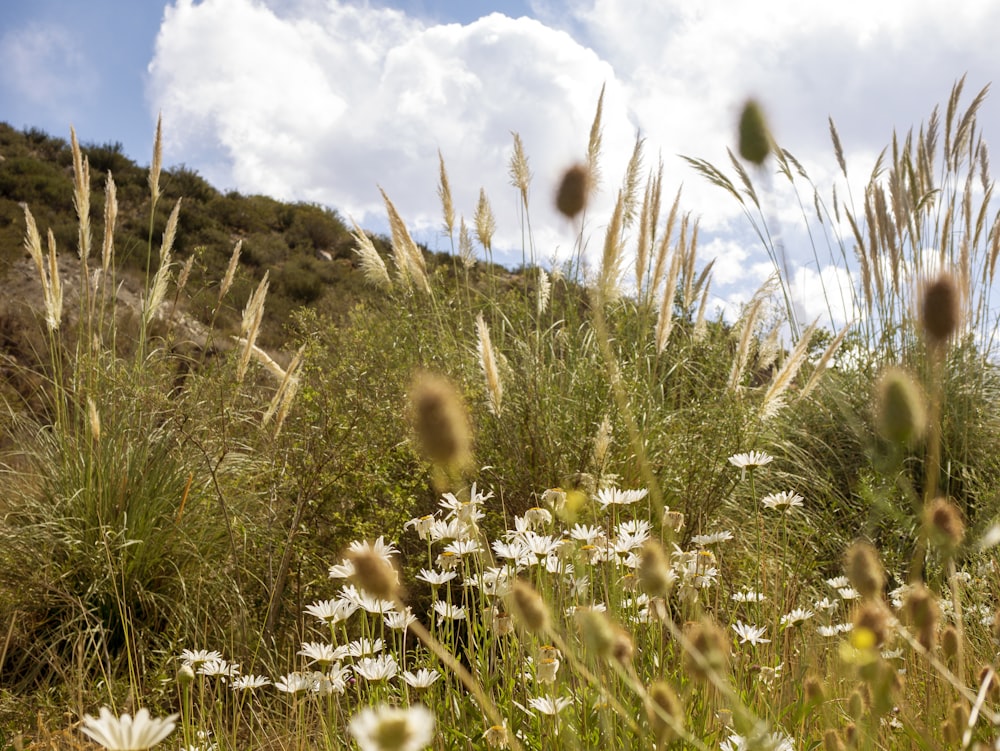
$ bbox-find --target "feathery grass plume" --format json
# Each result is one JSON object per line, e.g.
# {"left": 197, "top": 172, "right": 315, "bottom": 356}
{"left": 509, "top": 579, "right": 549, "bottom": 634}
{"left": 555, "top": 163, "right": 590, "bottom": 219}
{"left": 44, "top": 230, "right": 63, "bottom": 332}
{"left": 437, "top": 150, "right": 455, "bottom": 239}
{"left": 476, "top": 313, "right": 503, "bottom": 417}
{"left": 22, "top": 206, "right": 63, "bottom": 331}
{"left": 845, "top": 540, "right": 884, "bottom": 600}
{"left": 921, "top": 271, "right": 960, "bottom": 345}
{"left": 587, "top": 83, "right": 605, "bottom": 192}
{"left": 380, "top": 187, "right": 428, "bottom": 292}
{"left": 457, "top": 217, "right": 476, "bottom": 268}
{"left": 70, "top": 127, "right": 92, "bottom": 262}
{"left": 149, "top": 113, "right": 163, "bottom": 206}
{"left": 620, "top": 133, "right": 645, "bottom": 228}
{"left": 875, "top": 367, "right": 927, "bottom": 447}
{"left": 409, "top": 371, "right": 472, "bottom": 485}
{"left": 474, "top": 188, "right": 496, "bottom": 253}
{"left": 680, "top": 221, "right": 702, "bottom": 310}
{"left": 649, "top": 190, "right": 681, "bottom": 302}
{"left": 176, "top": 253, "right": 195, "bottom": 296}
{"left": 692, "top": 274, "right": 712, "bottom": 342}
{"left": 592, "top": 413, "right": 613, "bottom": 471}
{"left": 654, "top": 235, "right": 685, "bottom": 354}
{"left": 727, "top": 281, "right": 772, "bottom": 390}
{"left": 923, "top": 496, "right": 965, "bottom": 553}
{"left": 351, "top": 219, "right": 392, "bottom": 290}
{"left": 101, "top": 172, "right": 117, "bottom": 274}
{"left": 236, "top": 271, "right": 270, "bottom": 383}
{"left": 760, "top": 319, "right": 818, "bottom": 419}
{"left": 144, "top": 199, "right": 181, "bottom": 326}
{"left": 536, "top": 267, "right": 551, "bottom": 315}
{"left": 87, "top": 397, "right": 101, "bottom": 443}
{"left": 509, "top": 132, "right": 531, "bottom": 209}
{"left": 264, "top": 344, "right": 305, "bottom": 427}
{"left": 798, "top": 322, "right": 850, "bottom": 401}
{"left": 219, "top": 239, "right": 243, "bottom": 301}
{"left": 597, "top": 190, "right": 626, "bottom": 303}
{"left": 635, "top": 173, "right": 655, "bottom": 300}
{"left": 738, "top": 99, "right": 774, "bottom": 165}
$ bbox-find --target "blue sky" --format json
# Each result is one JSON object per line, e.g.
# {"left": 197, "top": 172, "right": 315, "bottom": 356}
{"left": 2, "top": 0, "right": 1000, "bottom": 327}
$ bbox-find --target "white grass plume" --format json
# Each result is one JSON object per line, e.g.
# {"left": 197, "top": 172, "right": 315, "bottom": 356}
{"left": 350, "top": 219, "right": 391, "bottom": 290}
{"left": 476, "top": 313, "right": 503, "bottom": 417}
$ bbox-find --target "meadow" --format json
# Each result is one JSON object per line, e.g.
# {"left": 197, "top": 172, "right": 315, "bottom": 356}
{"left": 2, "top": 79, "right": 1000, "bottom": 750}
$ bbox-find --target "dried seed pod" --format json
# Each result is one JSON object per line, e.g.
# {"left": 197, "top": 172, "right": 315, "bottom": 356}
{"left": 738, "top": 99, "right": 773, "bottom": 165}
{"left": 921, "top": 272, "right": 960, "bottom": 344}
{"left": 555, "top": 163, "right": 590, "bottom": 219}
{"left": 875, "top": 368, "right": 927, "bottom": 446}
{"left": 845, "top": 540, "right": 885, "bottom": 600}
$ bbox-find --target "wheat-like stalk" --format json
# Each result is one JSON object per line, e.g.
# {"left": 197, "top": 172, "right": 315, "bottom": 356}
{"left": 476, "top": 313, "right": 503, "bottom": 417}
{"left": 760, "top": 319, "right": 818, "bottom": 419}
{"left": 509, "top": 132, "right": 531, "bottom": 209}
{"left": 45, "top": 229, "right": 63, "bottom": 332}
{"left": 144, "top": 199, "right": 181, "bottom": 325}
{"left": 727, "top": 283, "right": 771, "bottom": 391}
{"left": 380, "top": 187, "right": 428, "bottom": 292}
{"left": 350, "top": 219, "right": 391, "bottom": 290}
{"left": 798, "top": 322, "right": 851, "bottom": 401}
{"left": 654, "top": 237, "right": 684, "bottom": 355}
{"left": 536, "top": 268, "right": 551, "bottom": 316}
{"left": 101, "top": 172, "right": 117, "bottom": 275}
{"left": 70, "top": 127, "right": 92, "bottom": 262}
{"left": 237, "top": 271, "right": 270, "bottom": 383}
{"left": 597, "top": 190, "right": 625, "bottom": 304}
{"left": 219, "top": 239, "right": 243, "bottom": 301}
{"left": 586, "top": 83, "right": 605, "bottom": 194}
{"left": 458, "top": 217, "right": 476, "bottom": 269}
{"left": 475, "top": 188, "right": 496, "bottom": 254}
{"left": 437, "top": 150, "right": 455, "bottom": 240}
{"left": 21, "top": 205, "right": 62, "bottom": 331}
{"left": 149, "top": 114, "right": 163, "bottom": 206}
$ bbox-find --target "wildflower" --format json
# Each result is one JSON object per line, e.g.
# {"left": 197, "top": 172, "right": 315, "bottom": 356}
{"left": 384, "top": 608, "right": 417, "bottom": 630}
{"left": 178, "top": 649, "right": 222, "bottom": 668}
{"left": 354, "top": 654, "right": 399, "bottom": 682}
{"left": 417, "top": 568, "right": 457, "bottom": 586}
{"left": 344, "top": 637, "right": 384, "bottom": 658}
{"left": 444, "top": 539, "right": 481, "bottom": 557}
{"left": 817, "top": 623, "right": 853, "bottom": 637}
{"left": 523, "top": 506, "right": 553, "bottom": 527}
{"left": 275, "top": 671, "right": 314, "bottom": 694}
{"left": 328, "top": 559, "right": 356, "bottom": 579}
{"left": 728, "top": 451, "right": 773, "bottom": 469}
{"left": 348, "top": 704, "right": 436, "bottom": 751}
{"left": 761, "top": 491, "right": 804, "bottom": 514}
{"left": 341, "top": 584, "right": 396, "bottom": 614}
{"left": 568, "top": 523, "right": 606, "bottom": 546}
{"left": 465, "top": 567, "right": 513, "bottom": 596}
{"left": 314, "top": 670, "right": 348, "bottom": 696}
{"left": 304, "top": 597, "right": 358, "bottom": 625}
{"left": 595, "top": 487, "right": 648, "bottom": 508}
{"left": 198, "top": 659, "right": 240, "bottom": 680}
{"left": 837, "top": 586, "right": 861, "bottom": 601}
{"left": 432, "top": 601, "right": 467, "bottom": 622}
{"left": 690, "top": 530, "right": 734, "bottom": 546}
{"left": 536, "top": 657, "right": 560, "bottom": 684}
{"left": 483, "top": 723, "right": 510, "bottom": 748}
{"left": 825, "top": 575, "right": 850, "bottom": 589}
{"left": 404, "top": 514, "right": 436, "bottom": 540}
{"left": 779, "top": 608, "right": 814, "bottom": 628}
{"left": 526, "top": 695, "right": 573, "bottom": 715}
{"left": 299, "top": 642, "right": 339, "bottom": 668}
{"left": 80, "top": 708, "right": 178, "bottom": 750}
{"left": 231, "top": 674, "right": 271, "bottom": 690}
{"left": 402, "top": 668, "right": 441, "bottom": 689}
{"left": 541, "top": 487, "right": 566, "bottom": 511}
{"left": 758, "top": 664, "right": 783, "bottom": 687}
{"left": 731, "top": 621, "right": 770, "bottom": 646}
{"left": 435, "top": 550, "right": 461, "bottom": 570}
{"left": 732, "top": 590, "right": 766, "bottom": 603}
{"left": 663, "top": 508, "right": 686, "bottom": 533}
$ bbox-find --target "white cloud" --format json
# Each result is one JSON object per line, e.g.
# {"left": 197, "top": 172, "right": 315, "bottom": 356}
{"left": 147, "top": 0, "right": 1000, "bottom": 316}
{"left": 149, "top": 0, "right": 638, "bottom": 268}
{"left": 0, "top": 22, "right": 95, "bottom": 108}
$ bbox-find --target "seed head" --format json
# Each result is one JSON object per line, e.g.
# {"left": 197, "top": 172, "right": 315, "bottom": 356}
{"left": 941, "top": 625, "right": 960, "bottom": 667}
{"left": 348, "top": 549, "right": 400, "bottom": 601}
{"left": 923, "top": 497, "right": 965, "bottom": 553}
{"left": 875, "top": 368, "right": 927, "bottom": 446}
{"left": 921, "top": 272, "right": 960, "bottom": 344}
{"left": 576, "top": 607, "right": 615, "bottom": 658}
{"left": 738, "top": 99, "right": 773, "bottom": 165}
{"left": 683, "top": 618, "right": 729, "bottom": 682}
{"left": 638, "top": 540, "right": 675, "bottom": 597}
{"left": 844, "top": 541, "right": 884, "bottom": 600}
{"left": 904, "top": 584, "right": 939, "bottom": 651}
{"left": 509, "top": 579, "right": 549, "bottom": 635}
{"left": 804, "top": 674, "right": 825, "bottom": 705}
{"left": 852, "top": 602, "right": 889, "bottom": 647}
{"left": 823, "top": 729, "right": 846, "bottom": 751}
{"left": 409, "top": 372, "right": 472, "bottom": 480}
{"left": 555, "top": 163, "right": 590, "bottom": 219}
{"left": 646, "top": 681, "right": 684, "bottom": 746}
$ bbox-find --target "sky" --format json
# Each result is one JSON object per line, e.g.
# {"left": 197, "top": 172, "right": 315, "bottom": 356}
{"left": 2, "top": 0, "right": 999, "bottom": 329}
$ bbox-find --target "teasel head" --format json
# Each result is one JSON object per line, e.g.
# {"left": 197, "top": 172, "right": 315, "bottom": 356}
{"left": 920, "top": 271, "right": 960, "bottom": 345}
{"left": 555, "top": 163, "right": 591, "bottom": 219}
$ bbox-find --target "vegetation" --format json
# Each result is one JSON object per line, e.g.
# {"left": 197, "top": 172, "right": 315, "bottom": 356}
{"left": 2, "top": 80, "right": 1000, "bottom": 750}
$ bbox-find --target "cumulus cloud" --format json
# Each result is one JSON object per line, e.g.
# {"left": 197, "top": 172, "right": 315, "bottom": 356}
{"left": 147, "top": 0, "right": 1000, "bottom": 313}
{"left": 148, "top": 0, "right": 638, "bottom": 267}
{"left": 0, "top": 22, "right": 96, "bottom": 110}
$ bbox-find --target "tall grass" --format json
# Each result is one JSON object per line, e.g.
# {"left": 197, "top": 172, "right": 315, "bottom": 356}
{"left": 3, "top": 81, "right": 1000, "bottom": 751}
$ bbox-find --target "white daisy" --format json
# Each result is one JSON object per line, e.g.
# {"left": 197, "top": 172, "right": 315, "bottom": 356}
{"left": 731, "top": 621, "right": 770, "bottom": 645}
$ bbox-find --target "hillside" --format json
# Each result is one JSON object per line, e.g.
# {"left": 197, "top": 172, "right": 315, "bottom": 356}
{"left": 0, "top": 121, "right": 433, "bottom": 348}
